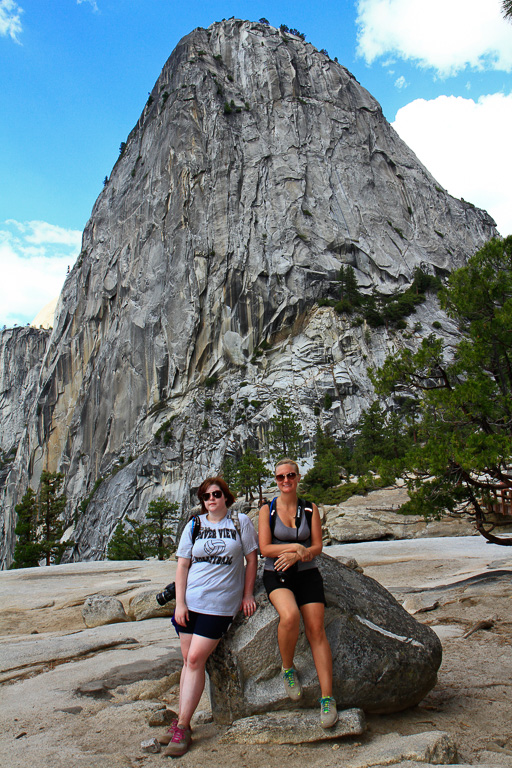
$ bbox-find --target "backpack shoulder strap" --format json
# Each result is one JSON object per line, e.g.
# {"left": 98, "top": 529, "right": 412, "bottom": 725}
{"left": 297, "top": 498, "right": 314, "bottom": 532}
{"left": 229, "top": 508, "right": 241, "bottom": 538}
{"left": 269, "top": 497, "right": 278, "bottom": 536}
{"left": 191, "top": 515, "right": 201, "bottom": 544}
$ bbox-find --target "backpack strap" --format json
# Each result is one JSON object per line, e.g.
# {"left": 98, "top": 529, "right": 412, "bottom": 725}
{"left": 191, "top": 515, "right": 201, "bottom": 544}
{"left": 298, "top": 498, "right": 314, "bottom": 533}
{"left": 269, "top": 497, "right": 279, "bottom": 536}
{"left": 229, "top": 508, "right": 242, "bottom": 538}
{"left": 270, "top": 497, "right": 314, "bottom": 541}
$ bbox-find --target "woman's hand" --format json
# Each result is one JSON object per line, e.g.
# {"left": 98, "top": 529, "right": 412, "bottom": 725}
{"left": 274, "top": 550, "right": 300, "bottom": 571}
{"left": 173, "top": 601, "right": 189, "bottom": 627}
{"left": 241, "top": 594, "right": 257, "bottom": 617}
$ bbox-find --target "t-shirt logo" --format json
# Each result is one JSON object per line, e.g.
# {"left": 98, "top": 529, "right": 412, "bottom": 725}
{"left": 204, "top": 539, "right": 227, "bottom": 556}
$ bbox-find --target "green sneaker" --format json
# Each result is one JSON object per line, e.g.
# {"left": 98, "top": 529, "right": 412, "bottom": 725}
{"left": 320, "top": 696, "right": 338, "bottom": 728}
{"left": 282, "top": 666, "right": 302, "bottom": 701}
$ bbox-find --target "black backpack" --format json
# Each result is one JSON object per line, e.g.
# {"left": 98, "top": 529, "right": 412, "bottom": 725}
{"left": 190, "top": 508, "right": 241, "bottom": 543}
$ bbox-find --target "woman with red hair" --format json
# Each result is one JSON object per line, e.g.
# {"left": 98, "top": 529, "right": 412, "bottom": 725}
{"left": 159, "top": 476, "right": 258, "bottom": 757}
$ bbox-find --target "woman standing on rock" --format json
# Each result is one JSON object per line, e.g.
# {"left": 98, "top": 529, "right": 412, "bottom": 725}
{"left": 258, "top": 458, "right": 337, "bottom": 728}
{"left": 159, "top": 477, "right": 258, "bottom": 757}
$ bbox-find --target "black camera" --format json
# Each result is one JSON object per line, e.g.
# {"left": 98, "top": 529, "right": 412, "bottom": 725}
{"left": 155, "top": 582, "right": 176, "bottom": 606}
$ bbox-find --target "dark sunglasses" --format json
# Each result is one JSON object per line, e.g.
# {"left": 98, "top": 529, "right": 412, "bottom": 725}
{"left": 202, "top": 490, "right": 223, "bottom": 500}
{"left": 275, "top": 472, "right": 297, "bottom": 481}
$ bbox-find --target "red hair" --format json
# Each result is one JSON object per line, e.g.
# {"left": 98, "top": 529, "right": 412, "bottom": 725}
{"left": 197, "top": 476, "right": 235, "bottom": 512}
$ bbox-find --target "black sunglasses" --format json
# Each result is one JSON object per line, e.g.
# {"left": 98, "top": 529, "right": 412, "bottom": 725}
{"left": 275, "top": 472, "right": 297, "bottom": 481}
{"left": 202, "top": 490, "right": 223, "bottom": 500}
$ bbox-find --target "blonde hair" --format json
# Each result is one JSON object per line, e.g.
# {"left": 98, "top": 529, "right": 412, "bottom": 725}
{"left": 275, "top": 458, "right": 300, "bottom": 474}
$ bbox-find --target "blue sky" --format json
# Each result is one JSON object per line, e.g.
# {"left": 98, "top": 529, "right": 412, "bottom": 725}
{"left": 1, "top": 0, "right": 511, "bottom": 327}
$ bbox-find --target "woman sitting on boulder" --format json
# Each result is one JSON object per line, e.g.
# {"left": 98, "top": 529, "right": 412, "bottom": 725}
{"left": 159, "top": 477, "right": 258, "bottom": 757}
{"left": 258, "top": 458, "right": 337, "bottom": 728}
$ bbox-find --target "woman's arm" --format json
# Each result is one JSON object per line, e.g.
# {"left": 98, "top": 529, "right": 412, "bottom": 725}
{"left": 241, "top": 550, "right": 258, "bottom": 617}
{"left": 258, "top": 504, "right": 307, "bottom": 559}
{"left": 174, "top": 556, "right": 191, "bottom": 626}
{"left": 304, "top": 503, "right": 323, "bottom": 559}
{"left": 274, "top": 503, "right": 322, "bottom": 568}
{"left": 259, "top": 503, "right": 313, "bottom": 571}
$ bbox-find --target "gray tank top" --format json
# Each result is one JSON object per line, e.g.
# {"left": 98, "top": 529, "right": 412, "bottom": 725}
{"left": 264, "top": 508, "right": 316, "bottom": 572}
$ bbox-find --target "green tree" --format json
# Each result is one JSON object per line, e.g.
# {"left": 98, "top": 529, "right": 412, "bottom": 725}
{"left": 302, "top": 425, "right": 351, "bottom": 501}
{"left": 221, "top": 455, "right": 238, "bottom": 490}
{"left": 268, "top": 398, "right": 305, "bottom": 460}
{"left": 371, "top": 236, "right": 512, "bottom": 544}
{"left": 236, "top": 448, "right": 269, "bottom": 502}
{"left": 147, "top": 496, "right": 179, "bottom": 560}
{"left": 12, "top": 488, "right": 40, "bottom": 569}
{"left": 106, "top": 519, "right": 150, "bottom": 560}
{"left": 107, "top": 496, "right": 179, "bottom": 560}
{"left": 38, "top": 471, "right": 68, "bottom": 565}
{"left": 503, "top": 1, "right": 512, "bottom": 21}
{"left": 337, "top": 265, "right": 362, "bottom": 312}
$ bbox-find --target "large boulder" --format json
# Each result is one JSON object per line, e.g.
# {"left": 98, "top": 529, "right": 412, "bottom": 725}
{"left": 207, "top": 554, "right": 442, "bottom": 723}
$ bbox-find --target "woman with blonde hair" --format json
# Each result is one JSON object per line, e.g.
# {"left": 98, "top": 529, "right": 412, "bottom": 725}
{"left": 258, "top": 458, "right": 337, "bottom": 728}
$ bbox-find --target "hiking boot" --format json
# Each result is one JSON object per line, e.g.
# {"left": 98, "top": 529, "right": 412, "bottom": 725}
{"left": 157, "top": 719, "right": 178, "bottom": 745}
{"left": 282, "top": 666, "right": 302, "bottom": 701}
{"left": 320, "top": 696, "right": 338, "bottom": 728}
{"left": 162, "top": 724, "right": 192, "bottom": 757}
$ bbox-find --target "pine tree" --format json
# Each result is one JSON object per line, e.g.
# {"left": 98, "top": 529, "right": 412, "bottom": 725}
{"left": 268, "top": 398, "right": 304, "bottom": 460}
{"left": 107, "top": 497, "right": 179, "bottom": 560}
{"left": 372, "top": 236, "right": 512, "bottom": 544}
{"left": 302, "top": 425, "right": 351, "bottom": 500}
{"left": 12, "top": 487, "right": 40, "bottom": 568}
{"left": 37, "top": 471, "right": 68, "bottom": 565}
{"left": 106, "top": 517, "right": 154, "bottom": 560}
{"left": 236, "top": 449, "right": 269, "bottom": 502}
{"left": 146, "top": 496, "right": 179, "bottom": 560}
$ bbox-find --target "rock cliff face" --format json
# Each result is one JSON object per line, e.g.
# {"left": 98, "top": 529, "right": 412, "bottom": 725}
{"left": 0, "top": 19, "right": 497, "bottom": 567}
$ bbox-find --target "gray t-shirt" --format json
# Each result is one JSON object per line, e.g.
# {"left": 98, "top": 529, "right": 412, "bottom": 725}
{"left": 264, "top": 504, "right": 317, "bottom": 572}
{"left": 176, "top": 512, "right": 258, "bottom": 617}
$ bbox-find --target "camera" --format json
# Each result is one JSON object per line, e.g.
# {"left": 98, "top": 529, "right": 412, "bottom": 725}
{"left": 155, "top": 582, "right": 176, "bottom": 606}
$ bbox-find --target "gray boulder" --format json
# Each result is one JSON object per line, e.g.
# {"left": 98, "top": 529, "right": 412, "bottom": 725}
{"left": 127, "top": 589, "right": 175, "bottom": 621}
{"left": 207, "top": 554, "right": 442, "bottom": 723}
{"left": 82, "top": 594, "right": 129, "bottom": 627}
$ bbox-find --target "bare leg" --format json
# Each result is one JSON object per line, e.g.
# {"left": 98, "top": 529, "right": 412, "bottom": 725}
{"left": 178, "top": 633, "right": 220, "bottom": 729}
{"left": 269, "top": 588, "right": 301, "bottom": 668}
{"left": 300, "top": 602, "right": 333, "bottom": 697}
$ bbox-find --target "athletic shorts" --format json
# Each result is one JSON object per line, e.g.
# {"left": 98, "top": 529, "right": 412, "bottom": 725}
{"left": 172, "top": 610, "right": 233, "bottom": 639}
{"left": 263, "top": 567, "right": 326, "bottom": 607}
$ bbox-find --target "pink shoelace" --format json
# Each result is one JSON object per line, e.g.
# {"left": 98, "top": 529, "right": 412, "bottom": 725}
{"left": 171, "top": 725, "right": 188, "bottom": 743}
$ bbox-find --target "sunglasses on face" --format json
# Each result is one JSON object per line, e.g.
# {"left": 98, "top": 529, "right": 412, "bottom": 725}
{"left": 202, "top": 490, "right": 223, "bottom": 501}
{"left": 275, "top": 472, "right": 297, "bottom": 481}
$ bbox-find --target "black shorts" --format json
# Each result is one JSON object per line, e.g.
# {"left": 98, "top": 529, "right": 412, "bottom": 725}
{"left": 172, "top": 610, "right": 233, "bottom": 640}
{"left": 263, "top": 567, "right": 326, "bottom": 607}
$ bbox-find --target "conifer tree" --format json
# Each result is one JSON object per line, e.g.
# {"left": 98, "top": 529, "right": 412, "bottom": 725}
{"left": 236, "top": 448, "right": 269, "bottom": 502}
{"left": 12, "top": 487, "right": 40, "bottom": 568}
{"left": 38, "top": 471, "right": 68, "bottom": 565}
{"left": 268, "top": 398, "right": 304, "bottom": 460}
{"left": 107, "top": 496, "right": 179, "bottom": 560}
{"left": 372, "top": 236, "right": 512, "bottom": 544}
{"left": 146, "top": 496, "right": 179, "bottom": 559}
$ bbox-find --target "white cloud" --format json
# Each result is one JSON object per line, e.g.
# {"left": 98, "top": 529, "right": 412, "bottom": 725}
{"left": 0, "top": 0, "right": 23, "bottom": 42}
{"left": 395, "top": 75, "right": 407, "bottom": 89}
{"left": 392, "top": 92, "right": 512, "bottom": 236}
{"left": 356, "top": 0, "right": 512, "bottom": 76}
{"left": 77, "top": 0, "right": 99, "bottom": 12}
{"left": 0, "top": 220, "right": 81, "bottom": 328}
